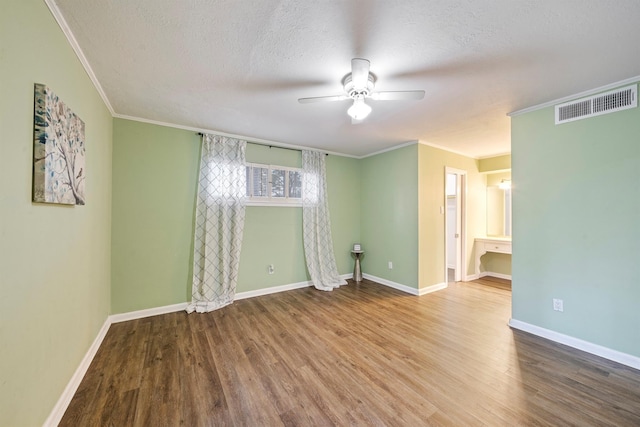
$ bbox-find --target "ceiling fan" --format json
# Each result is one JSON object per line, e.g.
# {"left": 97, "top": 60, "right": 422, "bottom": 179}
{"left": 298, "top": 58, "right": 425, "bottom": 122}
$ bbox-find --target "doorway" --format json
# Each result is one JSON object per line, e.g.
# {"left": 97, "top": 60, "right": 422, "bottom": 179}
{"left": 445, "top": 167, "right": 466, "bottom": 284}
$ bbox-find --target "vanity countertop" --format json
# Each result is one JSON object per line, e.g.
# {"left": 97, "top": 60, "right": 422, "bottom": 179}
{"left": 476, "top": 236, "right": 512, "bottom": 242}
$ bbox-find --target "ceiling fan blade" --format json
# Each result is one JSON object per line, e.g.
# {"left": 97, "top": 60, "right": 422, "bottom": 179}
{"left": 351, "top": 58, "right": 370, "bottom": 89}
{"left": 371, "top": 90, "right": 425, "bottom": 101}
{"left": 298, "top": 95, "right": 349, "bottom": 104}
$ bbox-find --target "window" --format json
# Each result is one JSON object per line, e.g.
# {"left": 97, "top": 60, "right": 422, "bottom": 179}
{"left": 245, "top": 163, "right": 302, "bottom": 206}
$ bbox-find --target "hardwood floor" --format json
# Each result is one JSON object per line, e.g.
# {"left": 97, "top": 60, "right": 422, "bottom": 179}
{"left": 60, "top": 279, "right": 640, "bottom": 426}
{"left": 473, "top": 275, "right": 512, "bottom": 292}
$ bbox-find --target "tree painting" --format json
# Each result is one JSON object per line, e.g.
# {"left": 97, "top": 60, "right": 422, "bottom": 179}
{"left": 33, "top": 84, "right": 85, "bottom": 205}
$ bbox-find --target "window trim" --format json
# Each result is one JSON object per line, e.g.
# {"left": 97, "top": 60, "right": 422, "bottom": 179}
{"left": 245, "top": 163, "right": 303, "bottom": 207}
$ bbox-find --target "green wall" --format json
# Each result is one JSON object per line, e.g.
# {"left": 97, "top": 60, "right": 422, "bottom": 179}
{"left": 418, "top": 144, "right": 486, "bottom": 286}
{"left": 238, "top": 153, "right": 361, "bottom": 290}
{"left": 358, "top": 143, "right": 488, "bottom": 290}
{"left": 111, "top": 119, "right": 361, "bottom": 312}
{"left": 239, "top": 144, "right": 307, "bottom": 291}
{"left": 511, "top": 84, "right": 640, "bottom": 357}
{"left": 238, "top": 207, "right": 307, "bottom": 290}
{"left": 0, "top": 1, "right": 113, "bottom": 425}
{"left": 111, "top": 119, "right": 200, "bottom": 312}
{"left": 360, "top": 145, "right": 419, "bottom": 288}
{"left": 326, "top": 154, "right": 362, "bottom": 274}
{"left": 111, "top": 125, "right": 491, "bottom": 305}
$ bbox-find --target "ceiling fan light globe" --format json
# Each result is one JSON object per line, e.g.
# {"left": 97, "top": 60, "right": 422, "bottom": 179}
{"left": 347, "top": 99, "right": 372, "bottom": 120}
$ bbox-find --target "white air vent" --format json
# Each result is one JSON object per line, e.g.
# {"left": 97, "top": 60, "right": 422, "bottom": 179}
{"left": 555, "top": 84, "right": 637, "bottom": 124}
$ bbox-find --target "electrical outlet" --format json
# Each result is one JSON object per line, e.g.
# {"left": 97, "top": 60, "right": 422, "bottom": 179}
{"left": 268, "top": 264, "right": 274, "bottom": 275}
{"left": 388, "top": 261, "right": 393, "bottom": 269}
{"left": 553, "top": 298, "right": 563, "bottom": 312}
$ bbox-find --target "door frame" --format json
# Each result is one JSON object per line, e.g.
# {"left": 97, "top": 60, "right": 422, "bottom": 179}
{"left": 444, "top": 167, "right": 467, "bottom": 283}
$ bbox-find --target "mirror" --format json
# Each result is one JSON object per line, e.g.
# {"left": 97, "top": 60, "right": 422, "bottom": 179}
{"left": 486, "top": 185, "right": 511, "bottom": 237}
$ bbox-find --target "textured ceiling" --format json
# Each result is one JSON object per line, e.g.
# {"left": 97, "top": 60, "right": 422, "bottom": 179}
{"left": 53, "top": 0, "right": 640, "bottom": 158}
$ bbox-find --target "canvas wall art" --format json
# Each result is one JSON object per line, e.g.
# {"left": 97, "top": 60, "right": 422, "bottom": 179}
{"left": 33, "top": 83, "right": 86, "bottom": 205}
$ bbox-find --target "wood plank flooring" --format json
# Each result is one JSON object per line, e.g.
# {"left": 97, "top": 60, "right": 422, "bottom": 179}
{"left": 60, "top": 279, "right": 640, "bottom": 426}
{"left": 473, "top": 275, "right": 512, "bottom": 291}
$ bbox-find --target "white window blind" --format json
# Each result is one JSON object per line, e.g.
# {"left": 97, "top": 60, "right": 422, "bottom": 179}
{"left": 245, "top": 163, "right": 302, "bottom": 206}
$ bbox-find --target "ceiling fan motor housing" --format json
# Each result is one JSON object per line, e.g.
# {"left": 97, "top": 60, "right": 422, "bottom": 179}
{"left": 343, "top": 74, "right": 376, "bottom": 99}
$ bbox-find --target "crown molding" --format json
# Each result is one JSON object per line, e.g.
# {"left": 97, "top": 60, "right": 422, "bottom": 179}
{"left": 417, "top": 140, "right": 482, "bottom": 159}
{"left": 44, "top": 0, "right": 115, "bottom": 115}
{"left": 359, "top": 140, "right": 418, "bottom": 158}
{"left": 476, "top": 151, "right": 511, "bottom": 160}
{"left": 114, "top": 114, "right": 359, "bottom": 158}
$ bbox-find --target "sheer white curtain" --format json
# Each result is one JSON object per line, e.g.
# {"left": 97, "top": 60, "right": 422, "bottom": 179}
{"left": 187, "top": 134, "right": 246, "bottom": 313}
{"left": 302, "top": 150, "right": 347, "bottom": 291}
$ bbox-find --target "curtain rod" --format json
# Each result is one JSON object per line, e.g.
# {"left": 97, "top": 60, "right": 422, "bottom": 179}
{"left": 196, "top": 133, "right": 328, "bottom": 155}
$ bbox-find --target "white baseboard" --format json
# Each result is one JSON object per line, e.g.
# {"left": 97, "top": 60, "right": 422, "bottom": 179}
{"left": 465, "top": 272, "right": 512, "bottom": 281}
{"left": 509, "top": 318, "right": 640, "bottom": 370}
{"left": 362, "top": 273, "right": 419, "bottom": 295}
{"left": 419, "top": 282, "right": 448, "bottom": 296}
{"left": 235, "top": 273, "right": 352, "bottom": 300}
{"left": 110, "top": 302, "right": 189, "bottom": 323}
{"left": 480, "top": 271, "right": 512, "bottom": 280}
{"left": 361, "top": 275, "right": 447, "bottom": 296}
{"left": 235, "top": 280, "right": 312, "bottom": 300}
{"left": 43, "top": 317, "right": 112, "bottom": 427}
{"left": 111, "top": 275, "right": 353, "bottom": 322}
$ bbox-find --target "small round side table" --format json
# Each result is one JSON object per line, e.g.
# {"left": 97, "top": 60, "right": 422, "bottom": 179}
{"left": 351, "top": 250, "right": 364, "bottom": 282}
